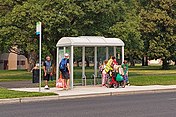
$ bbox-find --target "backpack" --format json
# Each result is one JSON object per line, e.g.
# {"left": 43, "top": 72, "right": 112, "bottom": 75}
{"left": 59, "top": 58, "right": 67, "bottom": 71}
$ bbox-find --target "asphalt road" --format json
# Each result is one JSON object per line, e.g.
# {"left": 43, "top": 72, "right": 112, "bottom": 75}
{"left": 0, "top": 92, "right": 176, "bottom": 117}
{"left": 0, "top": 81, "right": 38, "bottom": 88}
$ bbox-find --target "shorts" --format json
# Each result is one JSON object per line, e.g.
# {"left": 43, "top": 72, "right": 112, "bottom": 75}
{"left": 61, "top": 71, "right": 70, "bottom": 79}
{"left": 43, "top": 74, "right": 51, "bottom": 81}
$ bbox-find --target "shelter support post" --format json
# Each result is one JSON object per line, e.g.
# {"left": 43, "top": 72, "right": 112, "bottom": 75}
{"left": 82, "top": 47, "right": 86, "bottom": 86}
{"left": 114, "top": 47, "right": 116, "bottom": 58}
{"left": 56, "top": 47, "right": 59, "bottom": 84}
{"left": 70, "top": 46, "right": 74, "bottom": 89}
{"left": 64, "top": 47, "right": 66, "bottom": 54}
{"left": 122, "top": 46, "right": 124, "bottom": 64}
{"left": 94, "top": 47, "right": 97, "bottom": 85}
{"left": 106, "top": 47, "right": 109, "bottom": 60}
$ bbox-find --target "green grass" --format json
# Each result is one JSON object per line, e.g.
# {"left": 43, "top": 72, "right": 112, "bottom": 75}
{"left": 0, "top": 65, "right": 176, "bottom": 99}
{"left": 0, "top": 70, "right": 31, "bottom": 82}
{"left": 129, "top": 65, "right": 176, "bottom": 85}
{"left": 73, "top": 65, "right": 176, "bottom": 86}
{"left": 0, "top": 65, "right": 176, "bottom": 86}
{"left": 129, "top": 75, "right": 176, "bottom": 86}
{"left": 0, "top": 88, "right": 56, "bottom": 99}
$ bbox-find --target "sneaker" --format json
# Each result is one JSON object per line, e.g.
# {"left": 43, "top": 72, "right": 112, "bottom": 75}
{"left": 44, "top": 85, "right": 49, "bottom": 89}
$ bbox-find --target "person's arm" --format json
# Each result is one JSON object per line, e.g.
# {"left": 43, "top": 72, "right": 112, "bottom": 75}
{"left": 43, "top": 62, "right": 47, "bottom": 76}
{"left": 126, "top": 64, "right": 129, "bottom": 76}
{"left": 110, "top": 59, "right": 113, "bottom": 67}
{"left": 67, "top": 59, "right": 70, "bottom": 74}
{"left": 50, "top": 61, "right": 53, "bottom": 76}
{"left": 67, "top": 63, "right": 70, "bottom": 74}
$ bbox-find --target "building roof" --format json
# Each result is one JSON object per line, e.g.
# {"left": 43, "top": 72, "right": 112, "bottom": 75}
{"left": 56, "top": 36, "right": 124, "bottom": 47}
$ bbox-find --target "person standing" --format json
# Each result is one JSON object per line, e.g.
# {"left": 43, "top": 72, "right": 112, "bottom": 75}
{"left": 104, "top": 56, "right": 116, "bottom": 74}
{"left": 59, "top": 53, "right": 70, "bottom": 90}
{"left": 122, "top": 60, "right": 129, "bottom": 85}
{"left": 43, "top": 56, "right": 53, "bottom": 89}
{"left": 100, "top": 60, "right": 108, "bottom": 87}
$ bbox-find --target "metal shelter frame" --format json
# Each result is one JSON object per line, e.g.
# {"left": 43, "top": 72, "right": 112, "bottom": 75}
{"left": 56, "top": 36, "right": 125, "bottom": 89}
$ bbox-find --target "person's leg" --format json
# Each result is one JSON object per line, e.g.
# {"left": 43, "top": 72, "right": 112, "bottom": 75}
{"left": 102, "top": 73, "right": 105, "bottom": 86}
{"left": 65, "top": 72, "right": 70, "bottom": 89}
{"left": 45, "top": 80, "right": 48, "bottom": 86}
{"left": 126, "top": 75, "right": 129, "bottom": 85}
{"left": 66, "top": 79, "right": 70, "bottom": 89}
{"left": 122, "top": 80, "right": 126, "bottom": 88}
{"left": 122, "top": 75, "right": 126, "bottom": 88}
{"left": 61, "top": 72, "right": 66, "bottom": 89}
{"left": 44, "top": 74, "right": 49, "bottom": 89}
{"left": 64, "top": 79, "right": 67, "bottom": 89}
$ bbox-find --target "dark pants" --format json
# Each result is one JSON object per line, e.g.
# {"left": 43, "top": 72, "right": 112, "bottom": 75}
{"left": 43, "top": 74, "right": 53, "bottom": 81}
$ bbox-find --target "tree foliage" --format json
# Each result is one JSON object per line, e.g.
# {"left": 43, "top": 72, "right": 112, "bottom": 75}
{"left": 0, "top": 0, "right": 175, "bottom": 70}
{"left": 109, "top": 0, "right": 143, "bottom": 66}
{"left": 140, "top": 0, "right": 176, "bottom": 69}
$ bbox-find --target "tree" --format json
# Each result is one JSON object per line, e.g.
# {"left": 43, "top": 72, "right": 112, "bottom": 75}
{"left": 0, "top": 0, "right": 84, "bottom": 71}
{"left": 0, "top": 0, "right": 43, "bottom": 71}
{"left": 109, "top": 0, "right": 143, "bottom": 66}
{"left": 140, "top": 0, "right": 176, "bottom": 69}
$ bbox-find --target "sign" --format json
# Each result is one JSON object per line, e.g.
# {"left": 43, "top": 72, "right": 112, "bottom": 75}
{"left": 36, "top": 22, "right": 41, "bottom": 35}
{"left": 36, "top": 21, "right": 42, "bottom": 92}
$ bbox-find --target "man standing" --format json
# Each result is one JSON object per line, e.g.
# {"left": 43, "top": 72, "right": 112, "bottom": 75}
{"left": 59, "top": 53, "right": 70, "bottom": 90}
{"left": 43, "top": 56, "right": 52, "bottom": 89}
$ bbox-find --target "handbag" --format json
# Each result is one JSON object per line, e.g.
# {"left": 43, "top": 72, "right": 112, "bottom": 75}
{"left": 116, "top": 73, "right": 124, "bottom": 82}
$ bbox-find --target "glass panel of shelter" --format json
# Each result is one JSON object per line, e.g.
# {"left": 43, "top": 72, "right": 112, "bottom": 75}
{"left": 58, "top": 46, "right": 123, "bottom": 86}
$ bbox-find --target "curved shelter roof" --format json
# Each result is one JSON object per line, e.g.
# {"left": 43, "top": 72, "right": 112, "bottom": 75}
{"left": 56, "top": 36, "right": 124, "bottom": 47}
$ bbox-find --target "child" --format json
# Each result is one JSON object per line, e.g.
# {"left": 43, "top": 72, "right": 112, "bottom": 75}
{"left": 122, "top": 60, "right": 130, "bottom": 86}
{"left": 100, "top": 60, "right": 108, "bottom": 87}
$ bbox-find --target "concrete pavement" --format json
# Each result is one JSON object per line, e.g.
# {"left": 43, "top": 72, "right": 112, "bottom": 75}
{"left": 0, "top": 85, "right": 173, "bottom": 104}
{"left": 10, "top": 85, "right": 176, "bottom": 97}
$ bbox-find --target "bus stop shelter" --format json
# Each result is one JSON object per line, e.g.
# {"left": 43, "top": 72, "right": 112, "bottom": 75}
{"left": 56, "top": 36, "right": 125, "bottom": 89}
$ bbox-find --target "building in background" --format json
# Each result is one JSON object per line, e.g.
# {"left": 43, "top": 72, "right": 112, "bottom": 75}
{"left": 0, "top": 52, "right": 28, "bottom": 70}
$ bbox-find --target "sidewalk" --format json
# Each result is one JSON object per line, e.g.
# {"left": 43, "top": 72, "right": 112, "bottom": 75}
{"left": 1, "top": 85, "right": 176, "bottom": 104}
{"left": 11, "top": 85, "right": 176, "bottom": 97}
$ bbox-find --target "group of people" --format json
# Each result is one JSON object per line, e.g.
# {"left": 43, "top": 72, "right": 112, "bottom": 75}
{"left": 43, "top": 53, "right": 70, "bottom": 90}
{"left": 99, "top": 56, "right": 129, "bottom": 88}
{"left": 42, "top": 54, "right": 129, "bottom": 90}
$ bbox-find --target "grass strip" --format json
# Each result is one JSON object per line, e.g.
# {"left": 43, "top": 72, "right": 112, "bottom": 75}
{"left": 0, "top": 88, "right": 56, "bottom": 99}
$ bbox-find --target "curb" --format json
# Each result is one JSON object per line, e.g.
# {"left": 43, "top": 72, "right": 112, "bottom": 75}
{"left": 0, "top": 95, "right": 60, "bottom": 104}
{"left": 0, "top": 88, "right": 176, "bottom": 104}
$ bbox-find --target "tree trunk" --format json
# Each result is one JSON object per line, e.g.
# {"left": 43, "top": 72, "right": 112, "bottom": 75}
{"left": 50, "top": 49, "right": 57, "bottom": 75}
{"left": 27, "top": 51, "right": 38, "bottom": 72}
{"left": 77, "top": 61, "right": 79, "bottom": 67}
{"left": 85, "top": 58, "right": 89, "bottom": 67}
{"left": 129, "top": 57, "right": 135, "bottom": 66}
{"left": 162, "top": 58, "right": 169, "bottom": 70}
{"left": 142, "top": 56, "right": 148, "bottom": 66}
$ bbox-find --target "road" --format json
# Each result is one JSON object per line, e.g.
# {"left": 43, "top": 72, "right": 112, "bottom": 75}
{"left": 0, "top": 81, "right": 37, "bottom": 88}
{"left": 0, "top": 92, "right": 176, "bottom": 117}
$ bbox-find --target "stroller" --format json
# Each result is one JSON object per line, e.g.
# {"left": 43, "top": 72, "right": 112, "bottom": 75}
{"left": 107, "top": 71, "right": 118, "bottom": 88}
{"left": 107, "top": 66, "right": 125, "bottom": 88}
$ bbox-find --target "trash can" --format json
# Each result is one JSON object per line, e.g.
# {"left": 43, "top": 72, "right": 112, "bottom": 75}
{"left": 32, "top": 69, "right": 39, "bottom": 83}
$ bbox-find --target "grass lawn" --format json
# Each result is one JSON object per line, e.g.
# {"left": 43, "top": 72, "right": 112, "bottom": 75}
{"left": 0, "top": 65, "right": 176, "bottom": 86}
{"left": 129, "top": 65, "right": 176, "bottom": 86}
{"left": 0, "top": 70, "right": 31, "bottom": 82}
{"left": 0, "top": 88, "right": 56, "bottom": 99}
{"left": 0, "top": 65, "right": 175, "bottom": 99}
